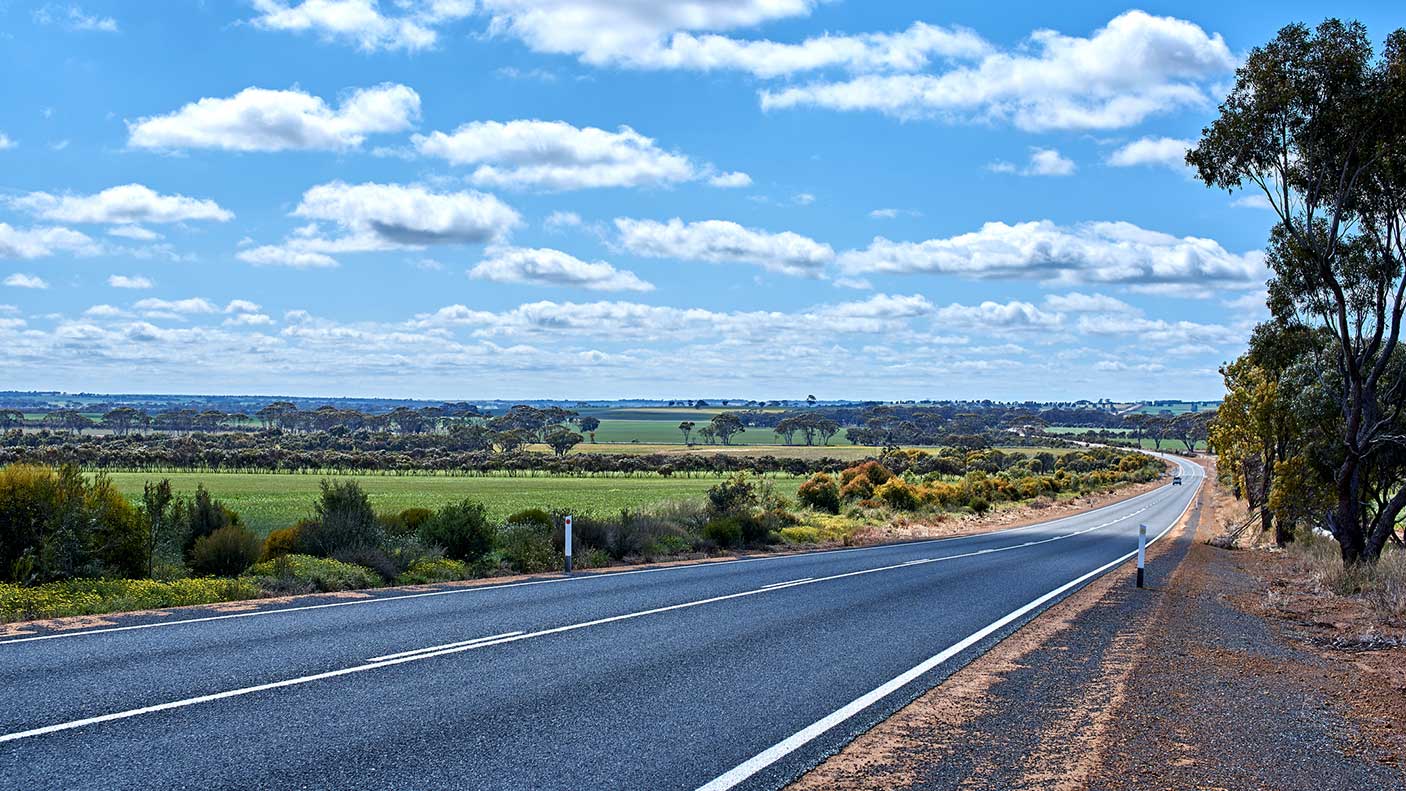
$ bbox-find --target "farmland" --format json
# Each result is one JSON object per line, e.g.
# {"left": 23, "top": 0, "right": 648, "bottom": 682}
{"left": 100, "top": 471, "right": 760, "bottom": 537}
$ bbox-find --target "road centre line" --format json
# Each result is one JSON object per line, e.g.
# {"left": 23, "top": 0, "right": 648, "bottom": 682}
{"left": 0, "top": 490, "right": 1185, "bottom": 746}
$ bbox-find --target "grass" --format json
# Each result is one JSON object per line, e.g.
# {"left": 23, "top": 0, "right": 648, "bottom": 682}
{"left": 100, "top": 471, "right": 779, "bottom": 537}
{"left": 1287, "top": 534, "right": 1406, "bottom": 622}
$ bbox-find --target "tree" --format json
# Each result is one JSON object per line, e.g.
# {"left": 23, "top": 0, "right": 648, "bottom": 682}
{"left": 697, "top": 425, "right": 716, "bottom": 445}
{"left": 0, "top": 409, "right": 24, "bottom": 431}
{"left": 577, "top": 416, "right": 601, "bottom": 442}
{"left": 140, "top": 479, "right": 174, "bottom": 577}
{"left": 807, "top": 394, "right": 817, "bottom": 407}
{"left": 544, "top": 426, "right": 583, "bottom": 456}
{"left": 1189, "top": 19, "right": 1406, "bottom": 564}
{"left": 678, "top": 421, "right": 695, "bottom": 444}
{"left": 710, "top": 413, "right": 746, "bottom": 446}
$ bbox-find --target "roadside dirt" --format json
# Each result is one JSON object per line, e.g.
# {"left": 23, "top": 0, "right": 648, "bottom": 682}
{"left": 789, "top": 457, "right": 1406, "bottom": 791}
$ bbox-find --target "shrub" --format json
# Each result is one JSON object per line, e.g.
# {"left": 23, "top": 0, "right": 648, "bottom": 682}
{"left": 396, "top": 557, "right": 471, "bottom": 585}
{"left": 797, "top": 473, "right": 841, "bottom": 514}
{"left": 300, "top": 480, "right": 383, "bottom": 557}
{"left": 260, "top": 522, "right": 306, "bottom": 562}
{"left": 875, "top": 479, "right": 921, "bottom": 511}
{"left": 969, "top": 497, "right": 991, "bottom": 515}
{"left": 707, "top": 473, "right": 756, "bottom": 515}
{"left": 1, "top": 577, "right": 259, "bottom": 623}
{"left": 178, "top": 485, "right": 242, "bottom": 559}
{"left": 779, "top": 526, "right": 820, "bottom": 544}
{"left": 505, "top": 508, "right": 554, "bottom": 529}
{"left": 498, "top": 522, "right": 559, "bottom": 573}
{"left": 190, "top": 524, "right": 262, "bottom": 577}
{"left": 332, "top": 547, "right": 399, "bottom": 582}
{"left": 419, "top": 499, "right": 495, "bottom": 562}
{"left": 0, "top": 464, "right": 147, "bottom": 583}
{"left": 840, "top": 461, "right": 894, "bottom": 488}
{"left": 703, "top": 516, "right": 744, "bottom": 549}
{"left": 243, "top": 554, "right": 382, "bottom": 594}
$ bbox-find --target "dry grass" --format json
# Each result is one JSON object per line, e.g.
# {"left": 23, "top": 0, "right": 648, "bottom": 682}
{"left": 1286, "top": 533, "right": 1406, "bottom": 622}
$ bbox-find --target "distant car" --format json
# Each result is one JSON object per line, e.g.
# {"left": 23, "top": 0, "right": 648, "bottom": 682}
{"left": 1172, "top": 475, "right": 1183, "bottom": 485}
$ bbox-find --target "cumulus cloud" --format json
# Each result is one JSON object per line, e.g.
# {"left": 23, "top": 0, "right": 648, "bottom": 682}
{"left": 760, "top": 11, "right": 1234, "bottom": 131}
{"left": 236, "top": 245, "right": 340, "bottom": 269}
{"left": 1043, "top": 292, "right": 1138, "bottom": 314}
{"left": 127, "top": 83, "right": 420, "bottom": 152}
{"left": 4, "top": 273, "right": 49, "bottom": 289}
{"left": 107, "top": 225, "right": 161, "bottom": 241}
{"left": 935, "top": 300, "right": 1062, "bottom": 330}
{"left": 107, "top": 274, "right": 154, "bottom": 289}
{"left": 614, "top": 217, "right": 834, "bottom": 277}
{"left": 10, "top": 184, "right": 233, "bottom": 224}
{"left": 708, "top": 171, "right": 753, "bottom": 188}
{"left": 134, "top": 297, "right": 219, "bottom": 318}
{"left": 0, "top": 223, "right": 99, "bottom": 259}
{"left": 249, "top": 0, "right": 472, "bottom": 52}
{"left": 34, "top": 5, "right": 119, "bottom": 32}
{"left": 291, "top": 181, "right": 522, "bottom": 249}
{"left": 470, "top": 246, "right": 654, "bottom": 292}
{"left": 1076, "top": 314, "right": 1240, "bottom": 347}
{"left": 1107, "top": 136, "right": 1192, "bottom": 169}
{"left": 544, "top": 211, "right": 583, "bottom": 230}
{"left": 413, "top": 121, "right": 702, "bottom": 191}
{"left": 838, "top": 219, "right": 1265, "bottom": 297}
{"left": 988, "top": 147, "right": 1075, "bottom": 176}
{"left": 0, "top": 133, "right": 15, "bottom": 150}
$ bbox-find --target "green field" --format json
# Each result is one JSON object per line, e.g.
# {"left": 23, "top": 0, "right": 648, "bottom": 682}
{"left": 101, "top": 472, "right": 765, "bottom": 537}
{"left": 584, "top": 418, "right": 856, "bottom": 446}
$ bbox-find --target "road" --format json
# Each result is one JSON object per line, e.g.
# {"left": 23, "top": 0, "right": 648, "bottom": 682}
{"left": 0, "top": 456, "right": 1202, "bottom": 790}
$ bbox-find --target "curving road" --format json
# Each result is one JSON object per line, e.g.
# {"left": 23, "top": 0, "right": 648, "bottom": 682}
{"left": 0, "top": 455, "right": 1202, "bottom": 790}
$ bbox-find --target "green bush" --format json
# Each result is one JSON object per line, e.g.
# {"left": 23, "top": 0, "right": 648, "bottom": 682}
{"left": 797, "top": 473, "right": 841, "bottom": 514}
{"left": 243, "top": 554, "right": 382, "bottom": 594}
{"left": 779, "top": 526, "right": 821, "bottom": 544}
{"left": 875, "top": 479, "right": 921, "bottom": 511}
{"left": 177, "top": 485, "right": 243, "bottom": 560}
{"left": 419, "top": 499, "right": 496, "bottom": 562}
{"left": 707, "top": 473, "right": 756, "bottom": 515}
{"left": 970, "top": 497, "right": 991, "bottom": 515}
{"left": 396, "top": 557, "right": 471, "bottom": 585}
{"left": 299, "top": 480, "right": 384, "bottom": 558}
{"left": 703, "top": 516, "right": 744, "bottom": 549}
{"left": 505, "top": 508, "right": 554, "bottom": 529}
{"left": 498, "top": 522, "right": 559, "bottom": 573}
{"left": 0, "top": 577, "right": 259, "bottom": 623}
{"left": 190, "top": 524, "right": 262, "bottom": 577}
{"left": 379, "top": 507, "right": 432, "bottom": 538}
{"left": 260, "top": 522, "right": 306, "bottom": 562}
{"left": 0, "top": 464, "right": 147, "bottom": 583}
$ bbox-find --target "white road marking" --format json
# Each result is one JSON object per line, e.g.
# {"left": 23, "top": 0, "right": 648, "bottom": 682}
{"left": 0, "top": 487, "right": 1191, "bottom": 746}
{"left": 0, "top": 479, "right": 1183, "bottom": 647}
{"left": 694, "top": 463, "right": 1202, "bottom": 791}
{"left": 367, "top": 632, "right": 524, "bottom": 663}
{"left": 760, "top": 578, "right": 814, "bottom": 590}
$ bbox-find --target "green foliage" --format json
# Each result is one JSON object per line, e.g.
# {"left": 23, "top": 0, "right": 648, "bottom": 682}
{"left": 300, "top": 479, "right": 384, "bottom": 557}
{"left": 260, "top": 522, "right": 306, "bottom": 562}
{"left": 190, "top": 524, "right": 262, "bottom": 577}
{"left": 505, "top": 508, "right": 554, "bottom": 529}
{"left": 874, "top": 479, "right": 920, "bottom": 511}
{"left": 396, "top": 557, "right": 471, "bottom": 585}
{"left": 419, "top": 499, "right": 496, "bottom": 562}
{"left": 797, "top": 473, "right": 841, "bottom": 513}
{"left": 0, "top": 577, "right": 260, "bottom": 623}
{"left": 0, "top": 464, "right": 147, "bottom": 583}
{"left": 969, "top": 497, "right": 991, "bottom": 515}
{"left": 779, "top": 526, "right": 820, "bottom": 544}
{"left": 178, "top": 484, "right": 241, "bottom": 559}
{"left": 243, "top": 554, "right": 382, "bottom": 594}
{"left": 498, "top": 522, "right": 559, "bottom": 573}
{"left": 707, "top": 473, "right": 756, "bottom": 515}
{"left": 702, "top": 516, "right": 744, "bottom": 548}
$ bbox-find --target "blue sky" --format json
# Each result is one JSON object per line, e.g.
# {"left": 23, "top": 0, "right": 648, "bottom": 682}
{"left": 0, "top": 1, "right": 1397, "bottom": 401}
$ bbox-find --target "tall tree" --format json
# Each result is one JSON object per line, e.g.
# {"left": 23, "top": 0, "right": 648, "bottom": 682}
{"left": 710, "top": 413, "right": 746, "bottom": 446}
{"left": 1189, "top": 19, "right": 1406, "bottom": 563}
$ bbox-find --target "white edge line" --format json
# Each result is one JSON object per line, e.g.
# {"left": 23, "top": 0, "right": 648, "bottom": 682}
{"left": 693, "top": 460, "right": 1201, "bottom": 791}
{"left": 0, "top": 476, "right": 1181, "bottom": 647}
{"left": 367, "top": 631, "right": 524, "bottom": 663}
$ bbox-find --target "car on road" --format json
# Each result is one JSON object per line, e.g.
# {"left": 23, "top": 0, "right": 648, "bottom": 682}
{"left": 1172, "top": 475, "right": 1183, "bottom": 485}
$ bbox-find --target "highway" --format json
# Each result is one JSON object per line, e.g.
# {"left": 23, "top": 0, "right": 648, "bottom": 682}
{"left": 0, "top": 455, "right": 1202, "bottom": 791}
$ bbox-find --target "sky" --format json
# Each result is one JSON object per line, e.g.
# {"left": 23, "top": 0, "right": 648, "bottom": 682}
{"left": 0, "top": 1, "right": 1398, "bottom": 402}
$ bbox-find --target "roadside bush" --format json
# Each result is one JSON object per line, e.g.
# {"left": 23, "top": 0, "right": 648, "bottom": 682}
{"left": 0, "top": 464, "right": 147, "bottom": 583}
{"left": 797, "top": 473, "right": 841, "bottom": 514}
{"left": 969, "top": 497, "right": 991, "bottom": 515}
{"left": 779, "top": 526, "right": 820, "bottom": 544}
{"left": 874, "top": 479, "right": 921, "bottom": 511}
{"left": 396, "top": 557, "right": 471, "bottom": 585}
{"left": 243, "top": 554, "right": 382, "bottom": 594}
{"left": 332, "top": 547, "right": 399, "bottom": 582}
{"left": 498, "top": 522, "right": 558, "bottom": 573}
{"left": 703, "top": 516, "right": 744, "bottom": 549}
{"left": 707, "top": 473, "right": 757, "bottom": 515}
{"left": 178, "top": 485, "right": 243, "bottom": 560}
{"left": 419, "top": 499, "right": 495, "bottom": 562}
{"left": 505, "top": 508, "right": 554, "bottom": 529}
{"left": 0, "top": 577, "right": 259, "bottom": 623}
{"left": 190, "top": 524, "right": 262, "bottom": 577}
{"left": 299, "top": 479, "right": 383, "bottom": 557}
{"left": 839, "top": 461, "right": 894, "bottom": 501}
{"left": 379, "top": 507, "right": 431, "bottom": 539}
{"left": 260, "top": 522, "right": 307, "bottom": 562}
{"left": 383, "top": 534, "right": 441, "bottom": 575}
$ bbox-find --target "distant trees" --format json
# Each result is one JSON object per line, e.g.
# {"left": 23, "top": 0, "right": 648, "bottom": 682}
{"left": 710, "top": 413, "right": 746, "bottom": 445}
{"left": 678, "top": 421, "right": 695, "bottom": 444}
{"left": 0, "top": 409, "right": 24, "bottom": 430}
{"left": 544, "top": 426, "right": 584, "bottom": 456}
{"left": 773, "top": 414, "right": 841, "bottom": 445}
{"left": 1191, "top": 18, "right": 1406, "bottom": 564}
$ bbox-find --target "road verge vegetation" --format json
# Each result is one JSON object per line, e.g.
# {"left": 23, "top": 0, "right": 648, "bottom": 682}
{"left": 0, "top": 447, "right": 1163, "bottom": 623}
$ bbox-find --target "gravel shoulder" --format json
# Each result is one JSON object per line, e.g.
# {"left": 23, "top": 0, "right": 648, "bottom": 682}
{"left": 789, "top": 457, "right": 1406, "bottom": 791}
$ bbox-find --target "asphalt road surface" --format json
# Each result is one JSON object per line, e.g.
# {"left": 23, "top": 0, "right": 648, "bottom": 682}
{"left": 0, "top": 455, "right": 1202, "bottom": 791}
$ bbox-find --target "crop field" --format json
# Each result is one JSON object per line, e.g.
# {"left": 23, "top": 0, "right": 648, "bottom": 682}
{"left": 100, "top": 472, "right": 767, "bottom": 537}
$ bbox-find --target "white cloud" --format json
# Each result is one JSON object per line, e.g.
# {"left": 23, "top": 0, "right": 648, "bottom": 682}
{"left": 1232, "top": 193, "right": 1273, "bottom": 210}
{"left": 128, "top": 83, "right": 420, "bottom": 152}
{"left": 989, "top": 147, "right": 1075, "bottom": 176}
{"left": 225, "top": 312, "right": 275, "bottom": 326}
{"left": 1076, "top": 314, "right": 1240, "bottom": 347}
{"left": 236, "top": 245, "right": 340, "bottom": 269}
{"left": 1107, "top": 136, "right": 1191, "bottom": 169}
{"left": 935, "top": 300, "right": 1062, "bottom": 330}
{"left": 0, "top": 133, "right": 15, "bottom": 150}
{"left": 839, "top": 220, "right": 1265, "bottom": 297}
{"left": 869, "top": 208, "right": 920, "bottom": 220}
{"left": 84, "top": 304, "right": 127, "bottom": 318}
{"left": 793, "top": 192, "right": 816, "bottom": 205}
{"left": 290, "top": 181, "right": 522, "bottom": 249}
{"left": 470, "top": 247, "right": 654, "bottom": 292}
{"left": 249, "top": 0, "right": 472, "bottom": 52}
{"left": 134, "top": 297, "right": 219, "bottom": 317}
{"left": 34, "top": 5, "right": 119, "bottom": 33}
{"left": 615, "top": 217, "right": 834, "bottom": 277}
{"left": 413, "top": 121, "right": 699, "bottom": 190}
{"left": 708, "top": 171, "right": 753, "bottom": 188}
{"left": 4, "top": 273, "right": 50, "bottom": 289}
{"left": 107, "top": 274, "right": 154, "bottom": 289}
{"left": 225, "top": 299, "right": 262, "bottom": 314}
{"left": 544, "top": 211, "right": 583, "bottom": 230}
{"left": 1043, "top": 292, "right": 1138, "bottom": 314}
{"left": 107, "top": 225, "right": 162, "bottom": 241}
{"left": 0, "top": 223, "right": 99, "bottom": 259}
{"left": 11, "top": 184, "right": 233, "bottom": 224}
{"left": 760, "top": 11, "right": 1234, "bottom": 131}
